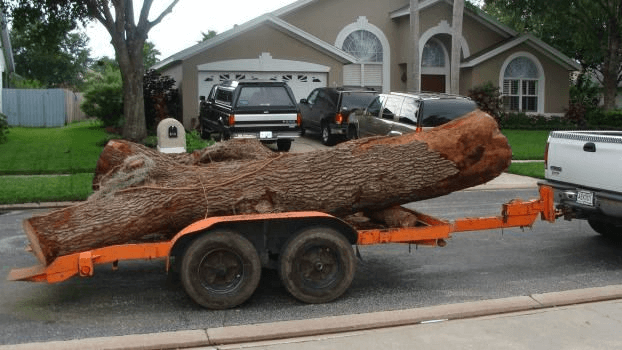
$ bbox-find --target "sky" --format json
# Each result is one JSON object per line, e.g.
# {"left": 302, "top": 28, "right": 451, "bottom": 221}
{"left": 84, "top": 0, "right": 299, "bottom": 61}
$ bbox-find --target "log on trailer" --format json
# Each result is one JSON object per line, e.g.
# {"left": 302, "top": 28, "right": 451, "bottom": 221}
{"left": 25, "top": 110, "right": 512, "bottom": 265}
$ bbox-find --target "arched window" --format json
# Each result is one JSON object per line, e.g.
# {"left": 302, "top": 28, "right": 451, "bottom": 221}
{"left": 342, "top": 30, "right": 383, "bottom": 62}
{"left": 422, "top": 40, "right": 445, "bottom": 68}
{"left": 502, "top": 55, "right": 542, "bottom": 112}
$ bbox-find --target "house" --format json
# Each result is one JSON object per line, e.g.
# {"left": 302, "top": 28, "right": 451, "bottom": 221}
{"left": 1, "top": 11, "right": 16, "bottom": 113}
{"left": 153, "top": 0, "right": 580, "bottom": 129}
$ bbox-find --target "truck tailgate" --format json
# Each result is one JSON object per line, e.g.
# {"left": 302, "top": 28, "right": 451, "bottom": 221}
{"left": 546, "top": 131, "right": 622, "bottom": 193}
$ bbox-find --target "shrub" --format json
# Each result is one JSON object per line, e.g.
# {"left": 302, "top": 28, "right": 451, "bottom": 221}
{"left": 186, "top": 129, "right": 213, "bottom": 153}
{"left": 565, "top": 73, "right": 600, "bottom": 126}
{"left": 468, "top": 82, "right": 503, "bottom": 124}
{"left": 80, "top": 65, "right": 124, "bottom": 128}
{"left": 0, "top": 113, "right": 9, "bottom": 144}
{"left": 499, "top": 112, "right": 577, "bottom": 130}
{"left": 586, "top": 109, "right": 622, "bottom": 129}
{"left": 144, "top": 69, "right": 180, "bottom": 133}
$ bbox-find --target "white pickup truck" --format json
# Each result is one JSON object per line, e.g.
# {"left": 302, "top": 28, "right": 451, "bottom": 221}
{"left": 544, "top": 130, "right": 622, "bottom": 237}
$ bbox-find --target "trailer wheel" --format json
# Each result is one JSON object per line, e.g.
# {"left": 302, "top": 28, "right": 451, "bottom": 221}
{"left": 279, "top": 227, "right": 356, "bottom": 304}
{"left": 180, "top": 230, "right": 261, "bottom": 309}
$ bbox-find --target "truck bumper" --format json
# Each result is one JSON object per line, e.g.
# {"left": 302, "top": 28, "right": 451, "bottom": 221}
{"left": 230, "top": 130, "right": 300, "bottom": 142}
{"left": 540, "top": 180, "right": 622, "bottom": 221}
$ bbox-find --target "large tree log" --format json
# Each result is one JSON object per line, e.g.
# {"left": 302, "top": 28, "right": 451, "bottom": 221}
{"left": 26, "top": 110, "right": 511, "bottom": 265}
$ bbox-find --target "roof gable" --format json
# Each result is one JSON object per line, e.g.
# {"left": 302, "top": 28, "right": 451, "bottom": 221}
{"left": 462, "top": 34, "right": 580, "bottom": 71}
{"left": 389, "top": 0, "right": 517, "bottom": 38}
{"left": 152, "top": 13, "right": 356, "bottom": 70}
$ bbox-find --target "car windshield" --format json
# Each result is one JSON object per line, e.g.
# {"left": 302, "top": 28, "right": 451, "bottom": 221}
{"left": 421, "top": 99, "right": 477, "bottom": 127}
{"left": 236, "top": 86, "right": 295, "bottom": 107}
{"left": 340, "top": 92, "right": 377, "bottom": 110}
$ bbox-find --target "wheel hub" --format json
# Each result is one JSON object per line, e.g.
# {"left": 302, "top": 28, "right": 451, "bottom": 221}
{"left": 198, "top": 249, "right": 244, "bottom": 294}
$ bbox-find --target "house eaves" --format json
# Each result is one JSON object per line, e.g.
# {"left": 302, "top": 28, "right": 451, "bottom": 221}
{"left": 152, "top": 13, "right": 356, "bottom": 71}
{"left": 462, "top": 33, "right": 580, "bottom": 71}
{"left": 390, "top": 0, "right": 517, "bottom": 39}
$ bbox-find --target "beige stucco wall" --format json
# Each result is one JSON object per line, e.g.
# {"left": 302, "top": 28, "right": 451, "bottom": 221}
{"left": 178, "top": 24, "right": 345, "bottom": 127}
{"left": 161, "top": 64, "right": 183, "bottom": 89}
{"left": 469, "top": 43, "right": 571, "bottom": 114}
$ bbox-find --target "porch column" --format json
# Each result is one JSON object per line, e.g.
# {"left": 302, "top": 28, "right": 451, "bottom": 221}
{"left": 450, "top": 0, "right": 464, "bottom": 94}
{"left": 408, "top": 0, "right": 420, "bottom": 91}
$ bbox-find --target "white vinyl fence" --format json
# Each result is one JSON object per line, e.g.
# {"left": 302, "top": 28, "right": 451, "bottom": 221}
{"left": 2, "top": 89, "right": 88, "bottom": 127}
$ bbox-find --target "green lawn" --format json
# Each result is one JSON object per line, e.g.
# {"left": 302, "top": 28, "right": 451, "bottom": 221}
{"left": 502, "top": 129, "right": 550, "bottom": 160}
{"left": 507, "top": 162, "right": 545, "bottom": 179}
{"left": 0, "top": 120, "right": 107, "bottom": 175}
{"left": 0, "top": 173, "right": 94, "bottom": 204}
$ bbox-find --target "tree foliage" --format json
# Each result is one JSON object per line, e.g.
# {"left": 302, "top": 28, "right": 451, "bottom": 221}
{"left": 80, "top": 62, "right": 123, "bottom": 128}
{"left": 10, "top": 16, "right": 91, "bottom": 89}
{"left": 199, "top": 29, "right": 217, "bottom": 43}
{"left": 143, "top": 69, "right": 179, "bottom": 132}
{"left": 143, "top": 40, "right": 161, "bottom": 68}
{"left": 483, "top": 0, "right": 622, "bottom": 110}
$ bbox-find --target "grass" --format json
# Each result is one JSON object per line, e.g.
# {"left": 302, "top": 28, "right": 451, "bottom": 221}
{"left": 502, "top": 129, "right": 549, "bottom": 160}
{"left": 507, "top": 162, "right": 545, "bottom": 179}
{"left": 0, "top": 173, "right": 94, "bottom": 204}
{"left": 0, "top": 120, "right": 107, "bottom": 175}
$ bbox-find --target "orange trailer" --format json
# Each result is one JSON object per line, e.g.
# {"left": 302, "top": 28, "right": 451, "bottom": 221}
{"left": 8, "top": 185, "right": 559, "bottom": 309}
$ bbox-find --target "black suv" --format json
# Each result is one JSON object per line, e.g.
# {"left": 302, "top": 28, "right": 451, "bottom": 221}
{"left": 199, "top": 81, "right": 301, "bottom": 151}
{"left": 298, "top": 87, "right": 377, "bottom": 145}
{"left": 348, "top": 92, "right": 477, "bottom": 138}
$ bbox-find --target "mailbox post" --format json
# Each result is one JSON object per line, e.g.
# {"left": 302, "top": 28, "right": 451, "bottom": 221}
{"left": 157, "top": 118, "right": 186, "bottom": 153}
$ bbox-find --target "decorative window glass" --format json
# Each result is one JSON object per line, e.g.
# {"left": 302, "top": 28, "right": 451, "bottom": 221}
{"left": 342, "top": 30, "right": 383, "bottom": 62}
{"left": 502, "top": 57, "right": 540, "bottom": 112}
{"left": 422, "top": 40, "right": 445, "bottom": 67}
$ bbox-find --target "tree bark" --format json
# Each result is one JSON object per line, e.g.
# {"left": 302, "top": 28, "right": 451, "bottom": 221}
{"left": 26, "top": 110, "right": 512, "bottom": 265}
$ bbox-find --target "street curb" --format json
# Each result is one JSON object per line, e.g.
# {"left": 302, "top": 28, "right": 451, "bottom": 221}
{"left": 0, "top": 202, "right": 83, "bottom": 211}
{"left": 3, "top": 285, "right": 622, "bottom": 350}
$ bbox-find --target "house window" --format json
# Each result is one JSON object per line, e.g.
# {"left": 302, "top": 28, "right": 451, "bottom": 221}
{"left": 342, "top": 30, "right": 383, "bottom": 63}
{"left": 502, "top": 56, "right": 540, "bottom": 112}
{"left": 422, "top": 40, "right": 445, "bottom": 68}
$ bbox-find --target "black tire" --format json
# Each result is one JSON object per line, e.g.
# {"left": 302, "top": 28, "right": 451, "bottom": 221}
{"left": 277, "top": 139, "right": 292, "bottom": 152}
{"left": 346, "top": 124, "right": 358, "bottom": 140}
{"left": 200, "top": 124, "right": 210, "bottom": 140}
{"left": 321, "top": 122, "right": 335, "bottom": 146}
{"left": 180, "top": 230, "right": 261, "bottom": 309}
{"left": 588, "top": 218, "right": 620, "bottom": 238}
{"left": 300, "top": 122, "right": 306, "bottom": 137}
{"left": 279, "top": 226, "right": 356, "bottom": 304}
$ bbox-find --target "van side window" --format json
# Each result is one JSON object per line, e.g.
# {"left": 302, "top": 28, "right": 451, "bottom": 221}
{"left": 398, "top": 98, "right": 419, "bottom": 125}
{"left": 381, "top": 96, "right": 404, "bottom": 120}
{"left": 367, "top": 96, "right": 383, "bottom": 117}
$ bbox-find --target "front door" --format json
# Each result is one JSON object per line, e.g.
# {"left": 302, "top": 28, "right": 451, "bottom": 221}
{"left": 421, "top": 75, "right": 446, "bottom": 93}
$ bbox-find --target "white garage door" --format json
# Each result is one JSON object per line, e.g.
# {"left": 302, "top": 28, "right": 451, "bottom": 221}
{"left": 198, "top": 71, "right": 327, "bottom": 103}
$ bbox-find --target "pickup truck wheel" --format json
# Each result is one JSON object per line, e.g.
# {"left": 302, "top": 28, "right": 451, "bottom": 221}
{"left": 279, "top": 227, "right": 355, "bottom": 304}
{"left": 277, "top": 139, "right": 292, "bottom": 152}
{"left": 321, "top": 122, "right": 335, "bottom": 146}
{"left": 200, "top": 124, "right": 210, "bottom": 140}
{"left": 180, "top": 230, "right": 261, "bottom": 309}
{"left": 588, "top": 218, "right": 620, "bottom": 238}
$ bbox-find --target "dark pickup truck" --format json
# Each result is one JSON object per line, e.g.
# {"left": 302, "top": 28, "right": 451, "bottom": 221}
{"left": 199, "top": 81, "right": 301, "bottom": 151}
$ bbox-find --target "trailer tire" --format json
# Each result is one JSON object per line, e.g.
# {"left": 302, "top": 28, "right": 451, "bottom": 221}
{"left": 279, "top": 226, "right": 355, "bottom": 304}
{"left": 180, "top": 230, "right": 261, "bottom": 309}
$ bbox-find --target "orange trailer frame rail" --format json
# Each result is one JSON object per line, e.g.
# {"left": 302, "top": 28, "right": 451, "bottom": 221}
{"left": 8, "top": 185, "right": 560, "bottom": 284}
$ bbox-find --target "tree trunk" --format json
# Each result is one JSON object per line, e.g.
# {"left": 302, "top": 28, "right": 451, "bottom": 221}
{"left": 602, "top": 15, "right": 621, "bottom": 112}
{"left": 119, "top": 47, "right": 147, "bottom": 141}
{"left": 26, "top": 110, "right": 512, "bottom": 265}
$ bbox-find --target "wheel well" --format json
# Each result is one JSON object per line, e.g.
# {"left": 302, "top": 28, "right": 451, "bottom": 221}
{"left": 169, "top": 217, "right": 358, "bottom": 261}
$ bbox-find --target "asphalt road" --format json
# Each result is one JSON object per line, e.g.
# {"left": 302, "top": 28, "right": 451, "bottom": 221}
{"left": 3, "top": 188, "right": 622, "bottom": 345}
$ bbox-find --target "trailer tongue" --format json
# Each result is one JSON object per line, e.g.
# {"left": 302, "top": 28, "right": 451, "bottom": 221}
{"left": 8, "top": 185, "right": 559, "bottom": 309}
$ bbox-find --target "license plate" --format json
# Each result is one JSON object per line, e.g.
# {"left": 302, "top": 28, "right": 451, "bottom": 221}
{"left": 259, "top": 131, "right": 272, "bottom": 139}
{"left": 576, "top": 191, "right": 594, "bottom": 206}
